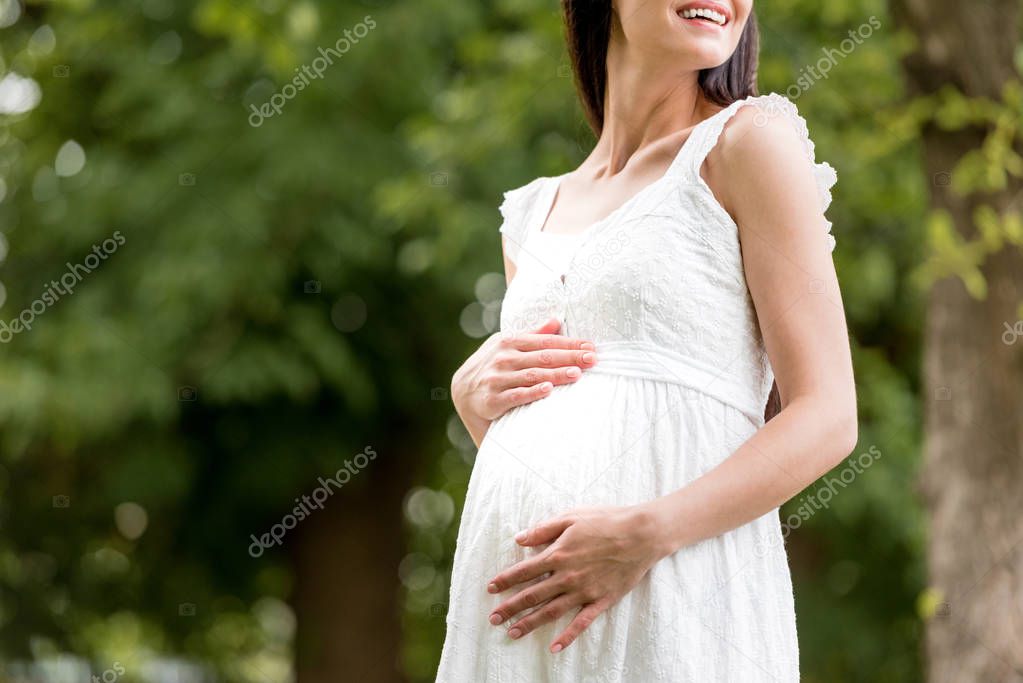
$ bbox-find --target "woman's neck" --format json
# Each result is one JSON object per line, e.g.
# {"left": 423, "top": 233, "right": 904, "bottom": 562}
{"left": 592, "top": 36, "right": 709, "bottom": 175}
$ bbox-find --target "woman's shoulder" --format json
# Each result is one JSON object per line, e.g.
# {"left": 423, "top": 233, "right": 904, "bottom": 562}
{"left": 687, "top": 93, "right": 829, "bottom": 180}
{"left": 697, "top": 93, "right": 837, "bottom": 251}
{"left": 715, "top": 95, "right": 832, "bottom": 170}
{"left": 714, "top": 95, "right": 813, "bottom": 166}
{"left": 713, "top": 94, "right": 809, "bottom": 147}
{"left": 712, "top": 93, "right": 837, "bottom": 229}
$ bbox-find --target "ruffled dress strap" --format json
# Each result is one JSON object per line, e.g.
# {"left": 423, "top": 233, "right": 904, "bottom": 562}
{"left": 672, "top": 93, "right": 838, "bottom": 252}
{"left": 497, "top": 177, "right": 551, "bottom": 264}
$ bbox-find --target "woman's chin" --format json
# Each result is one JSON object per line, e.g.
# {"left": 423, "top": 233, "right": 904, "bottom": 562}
{"left": 656, "top": 44, "right": 733, "bottom": 73}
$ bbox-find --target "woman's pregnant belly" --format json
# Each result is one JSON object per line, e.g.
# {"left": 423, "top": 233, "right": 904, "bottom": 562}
{"left": 469, "top": 371, "right": 757, "bottom": 532}
{"left": 441, "top": 371, "right": 798, "bottom": 683}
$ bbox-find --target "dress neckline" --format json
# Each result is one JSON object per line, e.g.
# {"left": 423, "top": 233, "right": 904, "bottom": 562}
{"left": 532, "top": 103, "right": 733, "bottom": 240}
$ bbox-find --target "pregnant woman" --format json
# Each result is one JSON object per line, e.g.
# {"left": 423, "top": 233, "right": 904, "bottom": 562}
{"left": 439, "top": 0, "right": 857, "bottom": 680}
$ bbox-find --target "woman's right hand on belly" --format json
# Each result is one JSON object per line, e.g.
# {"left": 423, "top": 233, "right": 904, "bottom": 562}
{"left": 451, "top": 318, "right": 597, "bottom": 447}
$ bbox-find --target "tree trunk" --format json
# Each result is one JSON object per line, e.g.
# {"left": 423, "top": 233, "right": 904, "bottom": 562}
{"left": 891, "top": 1, "right": 1023, "bottom": 681}
{"left": 292, "top": 452, "right": 410, "bottom": 683}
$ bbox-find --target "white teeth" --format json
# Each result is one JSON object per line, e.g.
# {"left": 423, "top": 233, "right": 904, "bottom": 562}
{"left": 681, "top": 7, "right": 727, "bottom": 25}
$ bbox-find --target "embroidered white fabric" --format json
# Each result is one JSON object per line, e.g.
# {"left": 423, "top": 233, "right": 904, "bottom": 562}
{"left": 437, "top": 94, "right": 837, "bottom": 682}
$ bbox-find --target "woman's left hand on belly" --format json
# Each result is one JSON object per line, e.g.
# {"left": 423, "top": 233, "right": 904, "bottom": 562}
{"left": 485, "top": 503, "right": 670, "bottom": 653}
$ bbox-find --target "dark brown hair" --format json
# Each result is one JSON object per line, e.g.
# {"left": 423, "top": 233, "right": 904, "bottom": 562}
{"left": 561, "top": 1, "right": 760, "bottom": 135}
{"left": 561, "top": 1, "right": 780, "bottom": 421}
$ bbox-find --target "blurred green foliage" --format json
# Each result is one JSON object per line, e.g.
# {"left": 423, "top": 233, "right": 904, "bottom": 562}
{"left": 0, "top": 0, "right": 927, "bottom": 681}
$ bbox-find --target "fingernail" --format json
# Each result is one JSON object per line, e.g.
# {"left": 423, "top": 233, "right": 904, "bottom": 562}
{"left": 581, "top": 352, "right": 595, "bottom": 364}
{"left": 539, "top": 382, "right": 553, "bottom": 392}
{"left": 580, "top": 342, "right": 595, "bottom": 350}
{"left": 566, "top": 367, "right": 581, "bottom": 378}
{"left": 487, "top": 583, "right": 498, "bottom": 594}
{"left": 550, "top": 643, "right": 563, "bottom": 653}
{"left": 514, "top": 530, "right": 527, "bottom": 542}
{"left": 489, "top": 613, "right": 503, "bottom": 625}
{"left": 508, "top": 628, "right": 522, "bottom": 639}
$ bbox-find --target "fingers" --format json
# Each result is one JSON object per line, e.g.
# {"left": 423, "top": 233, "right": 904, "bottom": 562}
{"left": 495, "top": 365, "right": 584, "bottom": 392}
{"left": 515, "top": 516, "right": 574, "bottom": 547}
{"left": 480, "top": 328, "right": 598, "bottom": 417}
{"left": 550, "top": 601, "right": 607, "bottom": 653}
{"left": 504, "top": 333, "right": 595, "bottom": 353}
{"left": 498, "top": 381, "right": 555, "bottom": 411}
{"left": 488, "top": 551, "right": 553, "bottom": 594}
{"left": 511, "top": 349, "right": 596, "bottom": 371}
{"left": 489, "top": 577, "right": 565, "bottom": 626}
{"left": 531, "top": 318, "right": 562, "bottom": 335}
{"left": 506, "top": 594, "right": 578, "bottom": 640}
{"left": 489, "top": 356, "right": 596, "bottom": 413}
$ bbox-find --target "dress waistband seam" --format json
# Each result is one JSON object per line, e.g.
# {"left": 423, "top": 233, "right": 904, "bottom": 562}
{"left": 587, "top": 340, "right": 765, "bottom": 424}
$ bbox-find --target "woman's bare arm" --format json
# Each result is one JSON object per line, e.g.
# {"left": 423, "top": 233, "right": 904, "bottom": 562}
{"left": 646, "top": 105, "right": 857, "bottom": 551}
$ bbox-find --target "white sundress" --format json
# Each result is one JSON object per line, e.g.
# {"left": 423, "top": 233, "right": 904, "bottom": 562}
{"left": 437, "top": 93, "right": 838, "bottom": 683}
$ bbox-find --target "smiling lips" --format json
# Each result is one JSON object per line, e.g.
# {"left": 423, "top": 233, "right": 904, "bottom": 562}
{"left": 677, "top": 2, "right": 731, "bottom": 27}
